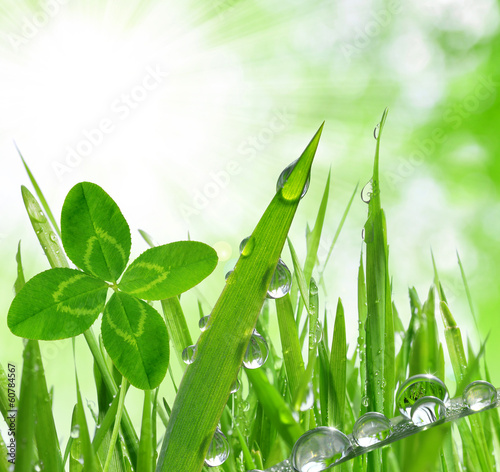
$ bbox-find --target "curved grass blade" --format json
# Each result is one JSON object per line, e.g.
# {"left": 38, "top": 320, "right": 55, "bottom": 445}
{"left": 102, "top": 292, "right": 169, "bottom": 389}
{"left": 61, "top": 182, "right": 131, "bottom": 282}
{"left": 118, "top": 241, "right": 217, "bottom": 300}
{"left": 156, "top": 124, "right": 323, "bottom": 472}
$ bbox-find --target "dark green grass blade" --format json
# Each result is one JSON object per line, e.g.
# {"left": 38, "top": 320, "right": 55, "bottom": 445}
{"left": 156, "top": 124, "right": 323, "bottom": 472}
{"left": 17, "top": 145, "right": 61, "bottom": 237}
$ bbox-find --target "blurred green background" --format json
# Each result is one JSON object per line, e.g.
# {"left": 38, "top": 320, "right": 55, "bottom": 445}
{"left": 1, "top": 0, "right": 499, "bottom": 441}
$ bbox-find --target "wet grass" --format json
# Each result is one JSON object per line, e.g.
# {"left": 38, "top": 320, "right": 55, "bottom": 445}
{"left": 1, "top": 112, "right": 499, "bottom": 472}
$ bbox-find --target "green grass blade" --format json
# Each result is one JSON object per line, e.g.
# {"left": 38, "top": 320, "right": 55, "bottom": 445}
{"left": 156, "top": 124, "right": 323, "bottom": 472}
{"left": 356, "top": 252, "right": 367, "bottom": 413}
{"left": 287, "top": 237, "right": 310, "bottom": 311}
{"left": 17, "top": 144, "right": 61, "bottom": 237}
{"left": 91, "top": 391, "right": 121, "bottom": 452}
{"left": 0, "top": 433, "right": 9, "bottom": 472}
{"left": 137, "top": 390, "right": 153, "bottom": 472}
{"left": 160, "top": 297, "right": 193, "bottom": 365}
{"left": 330, "top": 299, "right": 346, "bottom": 429}
{"left": 275, "top": 294, "right": 305, "bottom": 400}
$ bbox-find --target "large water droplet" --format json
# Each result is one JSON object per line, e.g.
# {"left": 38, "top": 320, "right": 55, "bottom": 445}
{"left": 239, "top": 236, "right": 255, "bottom": 257}
{"left": 352, "top": 412, "right": 393, "bottom": 447}
{"left": 361, "top": 180, "right": 373, "bottom": 203}
{"left": 463, "top": 380, "right": 497, "bottom": 411}
{"left": 199, "top": 316, "right": 210, "bottom": 332}
{"left": 70, "top": 424, "right": 80, "bottom": 438}
{"left": 243, "top": 330, "right": 269, "bottom": 369}
{"left": 182, "top": 345, "right": 197, "bottom": 365}
{"left": 292, "top": 427, "right": 351, "bottom": 472}
{"left": 396, "top": 374, "right": 449, "bottom": 419}
{"left": 267, "top": 259, "right": 292, "bottom": 299}
{"left": 205, "top": 427, "right": 230, "bottom": 467}
{"left": 276, "top": 159, "right": 311, "bottom": 200}
{"left": 410, "top": 397, "right": 446, "bottom": 426}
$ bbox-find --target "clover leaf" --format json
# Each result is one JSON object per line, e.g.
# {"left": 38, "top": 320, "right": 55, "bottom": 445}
{"left": 8, "top": 182, "right": 218, "bottom": 389}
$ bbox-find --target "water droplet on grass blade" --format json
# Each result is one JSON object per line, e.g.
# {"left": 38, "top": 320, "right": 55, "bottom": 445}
{"left": 34, "top": 461, "right": 44, "bottom": 471}
{"left": 292, "top": 427, "right": 351, "bottom": 472}
{"left": 225, "top": 270, "right": 234, "bottom": 280}
{"left": 396, "top": 374, "right": 449, "bottom": 419}
{"left": 361, "top": 180, "right": 373, "bottom": 203}
{"left": 373, "top": 123, "right": 380, "bottom": 139}
{"left": 230, "top": 378, "right": 241, "bottom": 394}
{"left": 299, "top": 384, "right": 315, "bottom": 411}
{"left": 463, "top": 380, "right": 497, "bottom": 411}
{"left": 277, "top": 158, "right": 311, "bottom": 200}
{"left": 410, "top": 396, "right": 446, "bottom": 426}
{"left": 70, "top": 425, "right": 80, "bottom": 438}
{"left": 182, "top": 345, "right": 197, "bottom": 365}
{"left": 205, "top": 427, "right": 230, "bottom": 467}
{"left": 239, "top": 236, "right": 255, "bottom": 257}
{"left": 267, "top": 259, "right": 291, "bottom": 299}
{"left": 352, "top": 412, "right": 393, "bottom": 447}
{"left": 199, "top": 316, "right": 210, "bottom": 331}
{"left": 243, "top": 330, "right": 269, "bottom": 369}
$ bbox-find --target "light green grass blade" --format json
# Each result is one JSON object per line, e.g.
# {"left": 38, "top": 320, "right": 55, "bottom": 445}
{"left": 17, "top": 144, "right": 61, "bottom": 237}
{"left": 287, "top": 237, "right": 310, "bottom": 311}
{"left": 276, "top": 294, "right": 304, "bottom": 400}
{"left": 0, "top": 434, "right": 9, "bottom": 472}
{"left": 356, "top": 252, "right": 367, "bottom": 414}
{"left": 156, "top": 124, "right": 323, "bottom": 472}
{"left": 160, "top": 297, "right": 193, "bottom": 365}
{"left": 137, "top": 390, "right": 153, "bottom": 472}
{"left": 330, "top": 299, "right": 346, "bottom": 429}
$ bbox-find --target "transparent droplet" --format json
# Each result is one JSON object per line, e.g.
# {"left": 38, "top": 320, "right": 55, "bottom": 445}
{"left": 243, "top": 330, "right": 269, "bottom": 369}
{"left": 396, "top": 374, "right": 449, "bottom": 419}
{"left": 463, "top": 380, "right": 497, "bottom": 411}
{"left": 352, "top": 412, "right": 393, "bottom": 447}
{"left": 70, "top": 424, "right": 80, "bottom": 438}
{"left": 277, "top": 158, "right": 311, "bottom": 200}
{"left": 241, "top": 401, "right": 250, "bottom": 412}
{"left": 410, "top": 396, "right": 446, "bottom": 426}
{"left": 373, "top": 123, "right": 380, "bottom": 139}
{"left": 205, "top": 427, "right": 230, "bottom": 467}
{"left": 361, "top": 180, "right": 373, "bottom": 203}
{"left": 299, "top": 384, "right": 315, "bottom": 411}
{"left": 182, "top": 345, "right": 197, "bottom": 365}
{"left": 267, "top": 259, "right": 292, "bottom": 299}
{"left": 225, "top": 270, "right": 234, "bottom": 280}
{"left": 239, "top": 236, "right": 255, "bottom": 257}
{"left": 49, "top": 232, "right": 57, "bottom": 243}
{"left": 34, "top": 461, "right": 44, "bottom": 471}
{"left": 28, "top": 207, "right": 47, "bottom": 223}
{"left": 292, "top": 427, "right": 351, "bottom": 472}
{"left": 309, "top": 321, "right": 323, "bottom": 348}
{"left": 199, "top": 316, "right": 210, "bottom": 332}
{"left": 230, "top": 378, "right": 241, "bottom": 394}
{"left": 361, "top": 396, "right": 370, "bottom": 407}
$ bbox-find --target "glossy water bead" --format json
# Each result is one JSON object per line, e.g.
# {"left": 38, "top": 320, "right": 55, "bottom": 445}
{"left": 205, "top": 427, "right": 230, "bottom": 467}
{"left": 276, "top": 158, "right": 311, "bottom": 200}
{"left": 410, "top": 396, "right": 446, "bottom": 426}
{"left": 181, "top": 344, "right": 197, "bottom": 365}
{"left": 396, "top": 374, "right": 449, "bottom": 419}
{"left": 352, "top": 412, "right": 393, "bottom": 447}
{"left": 266, "top": 259, "right": 292, "bottom": 299}
{"left": 292, "top": 427, "right": 351, "bottom": 472}
{"left": 243, "top": 330, "right": 269, "bottom": 369}
{"left": 463, "top": 380, "right": 498, "bottom": 411}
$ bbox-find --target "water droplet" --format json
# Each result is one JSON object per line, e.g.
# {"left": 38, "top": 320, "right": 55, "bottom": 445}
{"left": 239, "top": 236, "right": 255, "bottom": 257}
{"left": 230, "top": 378, "right": 241, "bottom": 394}
{"left": 199, "top": 316, "right": 210, "bottom": 332}
{"left": 49, "top": 232, "right": 57, "bottom": 243}
{"left": 243, "top": 330, "right": 269, "bottom": 369}
{"left": 361, "top": 396, "right": 370, "bottom": 407}
{"left": 310, "top": 321, "right": 322, "bottom": 347}
{"left": 182, "top": 345, "right": 197, "bottom": 365}
{"left": 276, "top": 158, "right": 311, "bottom": 200}
{"left": 292, "top": 427, "right": 351, "bottom": 472}
{"left": 205, "top": 427, "right": 230, "bottom": 467}
{"left": 28, "top": 207, "right": 47, "bottom": 223}
{"left": 463, "top": 380, "right": 497, "bottom": 411}
{"left": 225, "top": 270, "right": 234, "bottom": 280}
{"left": 373, "top": 123, "right": 380, "bottom": 139}
{"left": 36, "top": 228, "right": 43, "bottom": 234}
{"left": 267, "top": 259, "right": 292, "bottom": 299}
{"left": 70, "top": 425, "right": 80, "bottom": 438}
{"left": 299, "top": 384, "right": 315, "bottom": 411}
{"left": 361, "top": 180, "right": 373, "bottom": 203}
{"left": 241, "top": 401, "right": 250, "bottom": 412}
{"left": 34, "top": 461, "right": 44, "bottom": 471}
{"left": 396, "top": 374, "right": 449, "bottom": 419}
{"left": 410, "top": 396, "right": 446, "bottom": 426}
{"left": 352, "top": 412, "right": 393, "bottom": 447}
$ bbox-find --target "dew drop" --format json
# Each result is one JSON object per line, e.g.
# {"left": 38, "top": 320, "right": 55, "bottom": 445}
{"left": 70, "top": 424, "right": 80, "bottom": 438}
{"left": 267, "top": 259, "right": 292, "bottom": 299}
{"left": 34, "top": 461, "right": 44, "bottom": 471}
{"left": 182, "top": 344, "right": 197, "bottom": 365}
{"left": 396, "top": 374, "right": 449, "bottom": 419}
{"left": 276, "top": 158, "right": 311, "bottom": 200}
{"left": 361, "top": 396, "right": 370, "bottom": 408}
{"left": 239, "top": 236, "right": 255, "bottom": 257}
{"left": 28, "top": 207, "right": 47, "bottom": 223}
{"left": 463, "top": 380, "right": 497, "bottom": 411}
{"left": 230, "top": 378, "right": 241, "bottom": 394}
{"left": 225, "top": 270, "right": 234, "bottom": 281}
{"left": 352, "top": 412, "right": 393, "bottom": 447}
{"left": 243, "top": 330, "right": 269, "bottom": 369}
{"left": 361, "top": 180, "right": 373, "bottom": 203}
{"left": 199, "top": 316, "right": 210, "bottom": 332}
{"left": 49, "top": 232, "right": 57, "bottom": 243}
{"left": 410, "top": 396, "right": 446, "bottom": 426}
{"left": 36, "top": 228, "right": 43, "bottom": 234}
{"left": 241, "top": 401, "right": 250, "bottom": 412}
{"left": 373, "top": 123, "right": 380, "bottom": 140}
{"left": 292, "top": 427, "right": 351, "bottom": 472}
{"left": 205, "top": 427, "right": 230, "bottom": 467}
{"left": 299, "top": 384, "right": 315, "bottom": 411}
